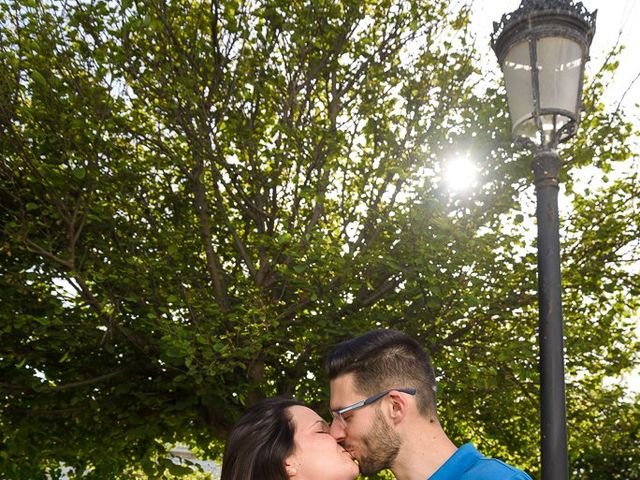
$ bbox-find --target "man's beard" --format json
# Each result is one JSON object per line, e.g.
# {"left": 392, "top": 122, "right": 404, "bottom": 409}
{"left": 357, "top": 407, "right": 401, "bottom": 475}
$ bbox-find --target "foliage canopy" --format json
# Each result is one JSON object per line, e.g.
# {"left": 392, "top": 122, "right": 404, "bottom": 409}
{"left": 1, "top": 0, "right": 638, "bottom": 478}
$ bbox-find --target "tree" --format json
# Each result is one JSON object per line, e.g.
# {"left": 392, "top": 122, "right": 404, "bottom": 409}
{"left": 1, "top": 0, "right": 638, "bottom": 478}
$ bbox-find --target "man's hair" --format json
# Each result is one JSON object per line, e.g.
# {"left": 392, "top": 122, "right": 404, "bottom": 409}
{"left": 325, "top": 329, "right": 438, "bottom": 418}
{"left": 221, "top": 397, "right": 304, "bottom": 480}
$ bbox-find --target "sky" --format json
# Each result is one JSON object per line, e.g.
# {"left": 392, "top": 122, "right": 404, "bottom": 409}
{"left": 470, "top": 0, "right": 640, "bottom": 113}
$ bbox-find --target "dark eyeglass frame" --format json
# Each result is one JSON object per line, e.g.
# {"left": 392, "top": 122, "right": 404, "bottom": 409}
{"left": 330, "top": 387, "right": 417, "bottom": 426}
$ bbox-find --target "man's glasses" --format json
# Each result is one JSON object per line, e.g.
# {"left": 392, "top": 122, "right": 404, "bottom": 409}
{"left": 330, "top": 387, "right": 417, "bottom": 427}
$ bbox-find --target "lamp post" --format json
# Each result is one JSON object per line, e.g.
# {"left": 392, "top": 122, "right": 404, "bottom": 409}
{"left": 491, "top": 1, "right": 596, "bottom": 479}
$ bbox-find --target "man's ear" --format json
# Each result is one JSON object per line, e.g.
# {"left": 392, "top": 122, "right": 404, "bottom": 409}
{"left": 386, "top": 389, "right": 409, "bottom": 424}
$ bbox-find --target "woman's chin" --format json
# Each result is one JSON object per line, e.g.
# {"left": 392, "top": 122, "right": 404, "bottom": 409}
{"left": 346, "top": 456, "right": 360, "bottom": 479}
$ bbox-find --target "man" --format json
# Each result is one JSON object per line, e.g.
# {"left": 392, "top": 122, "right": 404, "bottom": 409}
{"left": 325, "top": 329, "right": 532, "bottom": 480}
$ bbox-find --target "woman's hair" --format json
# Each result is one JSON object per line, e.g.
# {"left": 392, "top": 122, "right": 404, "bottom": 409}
{"left": 221, "top": 397, "right": 305, "bottom": 480}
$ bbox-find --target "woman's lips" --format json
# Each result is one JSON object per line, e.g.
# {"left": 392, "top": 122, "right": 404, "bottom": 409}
{"left": 343, "top": 449, "right": 359, "bottom": 465}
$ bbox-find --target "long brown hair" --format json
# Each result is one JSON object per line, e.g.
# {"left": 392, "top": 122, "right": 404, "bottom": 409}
{"left": 221, "top": 397, "right": 304, "bottom": 480}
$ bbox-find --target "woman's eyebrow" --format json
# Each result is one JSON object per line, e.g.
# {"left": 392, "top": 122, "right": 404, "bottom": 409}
{"left": 312, "top": 419, "right": 329, "bottom": 429}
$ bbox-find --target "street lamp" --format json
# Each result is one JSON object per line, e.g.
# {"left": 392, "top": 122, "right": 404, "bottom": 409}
{"left": 491, "top": 1, "right": 596, "bottom": 480}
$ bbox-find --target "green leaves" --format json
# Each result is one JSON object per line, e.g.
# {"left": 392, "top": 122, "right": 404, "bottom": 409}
{"left": 1, "top": 0, "right": 638, "bottom": 478}
{"left": 31, "top": 70, "right": 48, "bottom": 89}
{"left": 72, "top": 167, "right": 86, "bottom": 180}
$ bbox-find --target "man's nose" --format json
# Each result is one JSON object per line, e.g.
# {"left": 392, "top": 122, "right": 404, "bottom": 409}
{"left": 329, "top": 418, "right": 346, "bottom": 441}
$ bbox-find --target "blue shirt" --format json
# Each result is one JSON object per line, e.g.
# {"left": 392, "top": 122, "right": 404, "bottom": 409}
{"left": 429, "top": 443, "right": 532, "bottom": 480}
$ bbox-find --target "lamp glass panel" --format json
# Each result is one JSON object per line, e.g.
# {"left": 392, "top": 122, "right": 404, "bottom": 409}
{"left": 537, "top": 37, "right": 583, "bottom": 114}
{"left": 515, "top": 117, "right": 539, "bottom": 141}
{"left": 502, "top": 40, "right": 535, "bottom": 137}
{"left": 540, "top": 114, "right": 570, "bottom": 145}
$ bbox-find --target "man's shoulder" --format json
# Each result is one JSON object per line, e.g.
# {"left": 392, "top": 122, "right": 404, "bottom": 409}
{"left": 465, "top": 455, "right": 533, "bottom": 480}
{"left": 453, "top": 443, "right": 533, "bottom": 480}
{"left": 428, "top": 443, "right": 532, "bottom": 480}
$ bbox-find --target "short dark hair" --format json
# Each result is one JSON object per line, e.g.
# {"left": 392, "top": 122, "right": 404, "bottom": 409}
{"left": 325, "top": 329, "right": 438, "bottom": 418}
{"left": 221, "top": 397, "right": 304, "bottom": 480}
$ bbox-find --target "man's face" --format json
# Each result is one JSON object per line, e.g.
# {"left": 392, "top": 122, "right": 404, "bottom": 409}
{"left": 329, "top": 373, "right": 401, "bottom": 475}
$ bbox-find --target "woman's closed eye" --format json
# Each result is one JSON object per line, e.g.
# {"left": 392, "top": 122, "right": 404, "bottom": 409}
{"left": 316, "top": 422, "right": 331, "bottom": 434}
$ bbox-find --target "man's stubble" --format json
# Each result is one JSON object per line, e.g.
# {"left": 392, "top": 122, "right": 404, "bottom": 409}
{"left": 357, "top": 407, "right": 401, "bottom": 476}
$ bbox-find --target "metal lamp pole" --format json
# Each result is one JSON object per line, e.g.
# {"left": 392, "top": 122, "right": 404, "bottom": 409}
{"left": 533, "top": 147, "right": 567, "bottom": 479}
{"left": 491, "top": 1, "right": 597, "bottom": 478}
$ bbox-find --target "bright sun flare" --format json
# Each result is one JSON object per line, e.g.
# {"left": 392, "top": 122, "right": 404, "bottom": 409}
{"left": 443, "top": 157, "right": 478, "bottom": 192}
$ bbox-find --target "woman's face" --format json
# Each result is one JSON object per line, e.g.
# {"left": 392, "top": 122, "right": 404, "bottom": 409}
{"left": 285, "top": 406, "right": 359, "bottom": 480}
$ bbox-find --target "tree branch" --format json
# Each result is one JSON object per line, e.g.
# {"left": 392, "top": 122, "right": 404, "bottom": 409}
{"left": 191, "top": 158, "right": 230, "bottom": 312}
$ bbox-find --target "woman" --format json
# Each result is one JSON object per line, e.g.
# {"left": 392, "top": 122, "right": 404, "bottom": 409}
{"left": 221, "top": 397, "right": 359, "bottom": 480}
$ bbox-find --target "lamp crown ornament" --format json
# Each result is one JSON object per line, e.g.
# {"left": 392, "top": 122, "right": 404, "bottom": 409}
{"left": 491, "top": 1, "right": 597, "bottom": 49}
